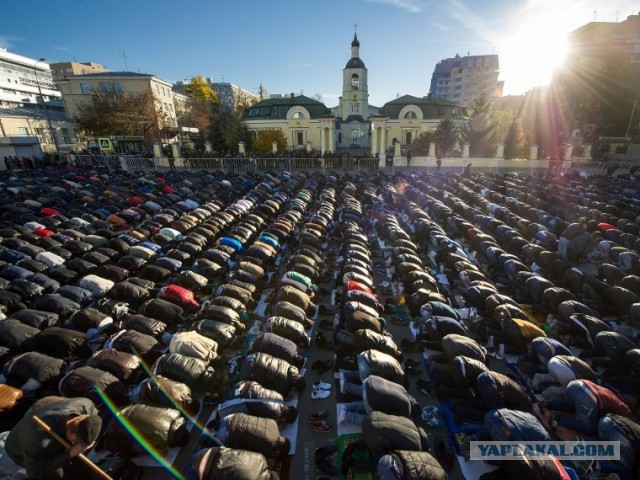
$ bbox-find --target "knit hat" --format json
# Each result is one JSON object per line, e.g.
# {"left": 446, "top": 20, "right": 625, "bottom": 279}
{"left": 77, "top": 415, "right": 102, "bottom": 444}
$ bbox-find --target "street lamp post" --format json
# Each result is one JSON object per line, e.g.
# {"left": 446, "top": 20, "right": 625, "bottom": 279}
{"left": 34, "top": 58, "right": 61, "bottom": 161}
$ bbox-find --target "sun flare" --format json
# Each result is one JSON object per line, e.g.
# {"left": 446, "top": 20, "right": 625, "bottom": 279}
{"left": 498, "top": 8, "right": 570, "bottom": 94}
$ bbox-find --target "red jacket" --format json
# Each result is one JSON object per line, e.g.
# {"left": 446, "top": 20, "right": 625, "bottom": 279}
{"left": 159, "top": 284, "right": 200, "bottom": 312}
{"left": 40, "top": 208, "right": 60, "bottom": 217}
{"left": 346, "top": 280, "right": 373, "bottom": 294}
{"left": 582, "top": 380, "right": 631, "bottom": 417}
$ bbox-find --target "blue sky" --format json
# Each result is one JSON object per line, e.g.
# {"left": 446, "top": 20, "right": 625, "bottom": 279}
{"left": 2, "top": 0, "right": 637, "bottom": 107}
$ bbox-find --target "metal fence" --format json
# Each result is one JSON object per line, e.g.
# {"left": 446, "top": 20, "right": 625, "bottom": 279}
{"left": 70, "top": 154, "right": 640, "bottom": 177}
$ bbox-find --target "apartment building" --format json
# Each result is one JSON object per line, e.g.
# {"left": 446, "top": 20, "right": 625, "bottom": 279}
{"left": 57, "top": 71, "right": 181, "bottom": 131}
{"left": 0, "top": 48, "right": 78, "bottom": 161}
{"left": 429, "top": 54, "right": 504, "bottom": 109}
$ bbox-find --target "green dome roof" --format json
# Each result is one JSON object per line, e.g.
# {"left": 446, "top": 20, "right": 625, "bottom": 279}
{"left": 242, "top": 95, "right": 331, "bottom": 119}
{"left": 345, "top": 57, "right": 365, "bottom": 69}
{"left": 379, "top": 95, "right": 467, "bottom": 119}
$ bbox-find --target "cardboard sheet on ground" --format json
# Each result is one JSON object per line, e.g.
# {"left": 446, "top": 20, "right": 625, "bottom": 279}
{"left": 254, "top": 288, "right": 273, "bottom": 317}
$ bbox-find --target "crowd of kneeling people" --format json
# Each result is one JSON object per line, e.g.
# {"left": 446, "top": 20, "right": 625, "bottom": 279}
{"left": 368, "top": 171, "right": 640, "bottom": 480}
{"left": 0, "top": 167, "right": 348, "bottom": 479}
{"left": 0, "top": 166, "right": 639, "bottom": 479}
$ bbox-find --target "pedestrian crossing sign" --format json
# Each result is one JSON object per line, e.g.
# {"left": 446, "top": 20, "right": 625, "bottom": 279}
{"left": 98, "top": 138, "right": 112, "bottom": 151}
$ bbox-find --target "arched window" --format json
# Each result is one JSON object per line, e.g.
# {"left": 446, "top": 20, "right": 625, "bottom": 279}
{"left": 351, "top": 74, "right": 360, "bottom": 89}
{"left": 292, "top": 111, "right": 305, "bottom": 119}
{"left": 404, "top": 111, "right": 417, "bottom": 119}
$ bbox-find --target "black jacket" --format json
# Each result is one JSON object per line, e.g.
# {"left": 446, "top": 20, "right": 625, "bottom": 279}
{"left": 249, "top": 333, "right": 299, "bottom": 364}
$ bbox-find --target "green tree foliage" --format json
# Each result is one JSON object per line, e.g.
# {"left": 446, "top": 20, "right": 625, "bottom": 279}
{"left": 411, "top": 129, "right": 437, "bottom": 155}
{"left": 74, "top": 89, "right": 166, "bottom": 142}
{"left": 467, "top": 93, "right": 497, "bottom": 157}
{"left": 434, "top": 117, "right": 459, "bottom": 157}
{"left": 209, "top": 103, "right": 250, "bottom": 153}
{"left": 253, "top": 129, "right": 287, "bottom": 153}
{"left": 180, "top": 75, "right": 220, "bottom": 142}
{"left": 504, "top": 117, "right": 527, "bottom": 159}
{"left": 410, "top": 118, "right": 461, "bottom": 156}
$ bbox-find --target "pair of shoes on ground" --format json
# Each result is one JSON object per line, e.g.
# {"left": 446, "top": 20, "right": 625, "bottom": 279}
{"left": 311, "top": 419, "right": 334, "bottom": 432}
{"left": 334, "top": 355, "right": 356, "bottom": 370}
{"left": 417, "top": 378, "right": 435, "bottom": 396}
{"left": 312, "top": 359, "right": 334, "bottom": 374}
{"left": 315, "top": 443, "right": 339, "bottom": 474}
{"left": 315, "top": 332, "right": 335, "bottom": 350}
{"left": 309, "top": 410, "right": 330, "bottom": 423}
{"left": 404, "top": 358, "right": 423, "bottom": 375}
{"left": 312, "top": 380, "right": 333, "bottom": 399}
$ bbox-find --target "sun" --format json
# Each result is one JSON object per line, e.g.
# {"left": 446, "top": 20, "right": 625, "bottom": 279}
{"left": 498, "top": 9, "right": 569, "bottom": 95}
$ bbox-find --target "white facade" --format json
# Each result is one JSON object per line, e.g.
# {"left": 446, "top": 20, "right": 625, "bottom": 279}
{"left": 0, "top": 49, "right": 64, "bottom": 111}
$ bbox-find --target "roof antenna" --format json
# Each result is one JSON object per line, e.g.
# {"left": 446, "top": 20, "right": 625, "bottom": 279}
{"left": 121, "top": 50, "right": 129, "bottom": 71}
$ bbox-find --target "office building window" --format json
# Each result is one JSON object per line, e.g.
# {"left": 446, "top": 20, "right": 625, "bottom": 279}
{"left": 61, "top": 128, "right": 71, "bottom": 143}
{"left": 80, "top": 83, "right": 91, "bottom": 94}
{"left": 100, "top": 83, "right": 111, "bottom": 93}
{"left": 18, "top": 127, "right": 29, "bottom": 136}
{"left": 113, "top": 83, "right": 123, "bottom": 93}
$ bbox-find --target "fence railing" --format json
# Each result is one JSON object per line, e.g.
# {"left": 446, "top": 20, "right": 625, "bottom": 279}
{"left": 69, "top": 155, "right": 640, "bottom": 177}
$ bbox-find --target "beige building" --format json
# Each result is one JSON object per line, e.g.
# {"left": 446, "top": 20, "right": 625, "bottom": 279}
{"left": 0, "top": 108, "right": 79, "bottom": 163}
{"left": 57, "top": 72, "right": 182, "bottom": 138}
{"left": 49, "top": 61, "right": 108, "bottom": 81}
